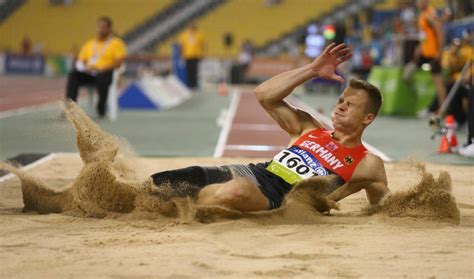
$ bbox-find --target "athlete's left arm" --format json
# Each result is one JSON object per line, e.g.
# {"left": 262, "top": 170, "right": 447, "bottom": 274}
{"left": 327, "top": 153, "right": 389, "bottom": 206}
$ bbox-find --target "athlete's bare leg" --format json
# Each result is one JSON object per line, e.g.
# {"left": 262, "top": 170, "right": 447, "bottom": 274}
{"left": 196, "top": 177, "right": 270, "bottom": 211}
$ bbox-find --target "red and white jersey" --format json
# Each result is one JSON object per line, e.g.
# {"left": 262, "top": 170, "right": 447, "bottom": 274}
{"left": 266, "top": 128, "right": 368, "bottom": 185}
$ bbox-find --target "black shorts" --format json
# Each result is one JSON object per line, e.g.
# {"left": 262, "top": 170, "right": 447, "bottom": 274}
{"left": 152, "top": 164, "right": 292, "bottom": 209}
{"left": 417, "top": 55, "right": 442, "bottom": 74}
{"left": 152, "top": 162, "right": 350, "bottom": 210}
{"left": 181, "top": 163, "right": 290, "bottom": 209}
{"left": 196, "top": 163, "right": 346, "bottom": 210}
{"left": 221, "top": 163, "right": 292, "bottom": 209}
{"left": 247, "top": 163, "right": 293, "bottom": 209}
{"left": 228, "top": 163, "right": 346, "bottom": 209}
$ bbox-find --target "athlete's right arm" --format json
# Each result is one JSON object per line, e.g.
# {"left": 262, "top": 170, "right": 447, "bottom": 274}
{"left": 326, "top": 153, "right": 388, "bottom": 206}
{"left": 254, "top": 43, "right": 352, "bottom": 136}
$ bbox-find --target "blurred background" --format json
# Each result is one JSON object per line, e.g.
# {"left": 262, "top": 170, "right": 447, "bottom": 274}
{"left": 0, "top": 0, "right": 473, "bottom": 165}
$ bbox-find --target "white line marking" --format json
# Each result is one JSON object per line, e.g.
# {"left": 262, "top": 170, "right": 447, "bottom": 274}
{"left": 0, "top": 102, "right": 62, "bottom": 119}
{"left": 232, "top": 123, "right": 281, "bottom": 131}
{"left": 288, "top": 96, "right": 393, "bottom": 162}
{"left": 0, "top": 96, "right": 93, "bottom": 119}
{"left": 53, "top": 152, "right": 80, "bottom": 157}
{"left": 225, "top": 145, "right": 287, "bottom": 152}
{"left": 213, "top": 90, "right": 241, "bottom": 158}
{"left": 0, "top": 153, "right": 57, "bottom": 183}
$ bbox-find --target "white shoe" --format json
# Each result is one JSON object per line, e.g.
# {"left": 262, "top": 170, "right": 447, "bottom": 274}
{"left": 459, "top": 143, "right": 474, "bottom": 157}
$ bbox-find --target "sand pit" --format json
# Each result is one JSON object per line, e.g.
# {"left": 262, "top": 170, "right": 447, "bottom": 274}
{"left": 1, "top": 102, "right": 473, "bottom": 278}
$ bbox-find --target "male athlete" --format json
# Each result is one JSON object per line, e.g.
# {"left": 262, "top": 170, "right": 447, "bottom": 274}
{"left": 151, "top": 43, "right": 389, "bottom": 212}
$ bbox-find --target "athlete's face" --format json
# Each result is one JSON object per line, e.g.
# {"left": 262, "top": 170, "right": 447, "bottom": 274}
{"left": 331, "top": 87, "right": 375, "bottom": 132}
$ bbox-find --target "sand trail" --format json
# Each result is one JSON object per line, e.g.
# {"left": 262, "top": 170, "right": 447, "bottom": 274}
{"left": 0, "top": 88, "right": 472, "bottom": 278}
{"left": 0, "top": 102, "right": 462, "bottom": 226}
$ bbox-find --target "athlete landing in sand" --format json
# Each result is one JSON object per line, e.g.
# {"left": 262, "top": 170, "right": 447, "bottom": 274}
{"left": 151, "top": 43, "right": 389, "bottom": 212}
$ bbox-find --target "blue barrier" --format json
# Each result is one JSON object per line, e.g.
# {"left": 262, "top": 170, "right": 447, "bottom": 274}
{"left": 172, "top": 43, "right": 187, "bottom": 86}
{"left": 4, "top": 54, "right": 45, "bottom": 75}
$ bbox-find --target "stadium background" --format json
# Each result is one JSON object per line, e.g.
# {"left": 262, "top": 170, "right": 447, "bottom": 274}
{"left": 0, "top": 1, "right": 473, "bottom": 278}
{"left": 0, "top": 0, "right": 473, "bottom": 166}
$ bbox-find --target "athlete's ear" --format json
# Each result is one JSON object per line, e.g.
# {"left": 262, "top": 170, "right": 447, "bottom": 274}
{"left": 363, "top": 113, "right": 375, "bottom": 125}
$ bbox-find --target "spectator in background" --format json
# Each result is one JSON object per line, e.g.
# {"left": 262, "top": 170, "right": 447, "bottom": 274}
{"left": 32, "top": 41, "right": 44, "bottom": 55}
{"left": 238, "top": 39, "right": 254, "bottom": 70}
{"left": 179, "top": 22, "right": 205, "bottom": 90}
{"left": 229, "top": 39, "right": 254, "bottom": 84}
{"left": 223, "top": 32, "right": 234, "bottom": 55}
{"left": 398, "top": 2, "right": 420, "bottom": 65}
{"left": 286, "top": 39, "right": 301, "bottom": 59}
{"left": 20, "top": 36, "right": 31, "bottom": 55}
{"left": 65, "top": 16, "right": 127, "bottom": 119}
{"left": 369, "top": 29, "right": 384, "bottom": 66}
{"left": 399, "top": 0, "right": 417, "bottom": 35}
{"left": 447, "top": 0, "right": 474, "bottom": 19}
{"left": 264, "top": 0, "right": 281, "bottom": 7}
{"left": 392, "top": 16, "right": 405, "bottom": 34}
{"left": 49, "top": 0, "right": 73, "bottom": 5}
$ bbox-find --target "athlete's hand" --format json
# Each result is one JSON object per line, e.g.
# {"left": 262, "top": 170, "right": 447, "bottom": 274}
{"left": 311, "top": 43, "right": 352, "bottom": 83}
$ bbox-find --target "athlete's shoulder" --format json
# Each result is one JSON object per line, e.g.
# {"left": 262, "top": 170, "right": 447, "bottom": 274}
{"left": 363, "top": 152, "right": 384, "bottom": 167}
{"left": 353, "top": 152, "right": 386, "bottom": 182}
{"left": 298, "top": 126, "right": 327, "bottom": 139}
{"left": 295, "top": 108, "right": 325, "bottom": 135}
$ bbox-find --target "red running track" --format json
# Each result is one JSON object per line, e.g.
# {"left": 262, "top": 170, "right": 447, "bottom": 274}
{"left": 221, "top": 90, "right": 290, "bottom": 158}
{"left": 0, "top": 76, "right": 67, "bottom": 112}
{"left": 1, "top": 77, "right": 290, "bottom": 159}
{"left": 219, "top": 89, "right": 391, "bottom": 162}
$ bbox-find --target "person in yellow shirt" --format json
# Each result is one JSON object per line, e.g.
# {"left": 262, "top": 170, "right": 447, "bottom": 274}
{"left": 178, "top": 22, "right": 205, "bottom": 89}
{"left": 442, "top": 34, "right": 473, "bottom": 85}
{"left": 66, "top": 16, "right": 127, "bottom": 118}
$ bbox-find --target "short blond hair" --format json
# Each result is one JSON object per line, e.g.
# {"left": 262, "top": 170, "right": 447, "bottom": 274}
{"left": 349, "top": 79, "right": 382, "bottom": 115}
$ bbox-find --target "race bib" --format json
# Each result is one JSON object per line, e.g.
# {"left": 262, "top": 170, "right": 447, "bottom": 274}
{"left": 266, "top": 146, "right": 328, "bottom": 185}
